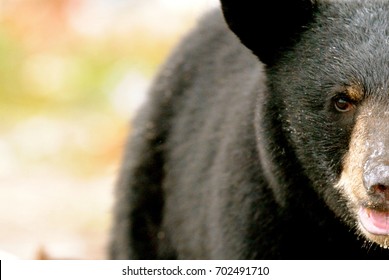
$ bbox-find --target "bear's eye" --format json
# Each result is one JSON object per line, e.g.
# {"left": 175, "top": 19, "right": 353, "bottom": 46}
{"left": 334, "top": 97, "right": 354, "bottom": 112}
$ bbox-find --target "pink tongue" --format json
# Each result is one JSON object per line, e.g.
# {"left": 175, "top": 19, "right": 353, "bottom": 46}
{"left": 359, "top": 207, "right": 389, "bottom": 235}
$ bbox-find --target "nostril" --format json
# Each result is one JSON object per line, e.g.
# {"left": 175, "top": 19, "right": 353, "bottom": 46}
{"left": 364, "top": 164, "right": 389, "bottom": 194}
{"left": 368, "top": 184, "right": 389, "bottom": 194}
{"left": 367, "top": 183, "right": 389, "bottom": 203}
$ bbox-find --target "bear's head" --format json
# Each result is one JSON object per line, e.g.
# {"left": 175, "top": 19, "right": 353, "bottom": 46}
{"left": 221, "top": 0, "right": 389, "bottom": 249}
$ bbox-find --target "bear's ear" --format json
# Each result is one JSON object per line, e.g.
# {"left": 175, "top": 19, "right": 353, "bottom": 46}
{"left": 220, "top": 0, "right": 316, "bottom": 66}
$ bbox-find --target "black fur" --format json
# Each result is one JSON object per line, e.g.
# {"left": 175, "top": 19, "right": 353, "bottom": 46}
{"left": 110, "top": 0, "right": 389, "bottom": 259}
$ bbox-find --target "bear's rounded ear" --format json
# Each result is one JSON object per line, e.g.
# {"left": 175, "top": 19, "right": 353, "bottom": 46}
{"left": 220, "top": 0, "right": 316, "bottom": 66}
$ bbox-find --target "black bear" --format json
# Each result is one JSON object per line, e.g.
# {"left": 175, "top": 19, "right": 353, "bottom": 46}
{"left": 110, "top": 0, "right": 389, "bottom": 259}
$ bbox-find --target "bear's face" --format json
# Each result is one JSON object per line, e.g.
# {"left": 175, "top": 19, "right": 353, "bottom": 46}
{"left": 277, "top": 1, "right": 389, "bottom": 248}
{"left": 221, "top": 0, "right": 389, "bottom": 248}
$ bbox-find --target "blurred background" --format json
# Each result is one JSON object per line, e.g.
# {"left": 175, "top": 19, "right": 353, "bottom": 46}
{"left": 0, "top": 0, "right": 219, "bottom": 259}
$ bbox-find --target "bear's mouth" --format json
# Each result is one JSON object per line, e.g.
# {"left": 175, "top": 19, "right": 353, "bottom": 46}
{"left": 358, "top": 206, "right": 389, "bottom": 236}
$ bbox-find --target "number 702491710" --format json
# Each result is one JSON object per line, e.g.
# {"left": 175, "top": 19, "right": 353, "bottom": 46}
{"left": 214, "top": 266, "right": 270, "bottom": 276}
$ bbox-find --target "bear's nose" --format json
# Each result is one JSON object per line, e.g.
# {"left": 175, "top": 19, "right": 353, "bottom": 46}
{"left": 363, "top": 165, "right": 389, "bottom": 196}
